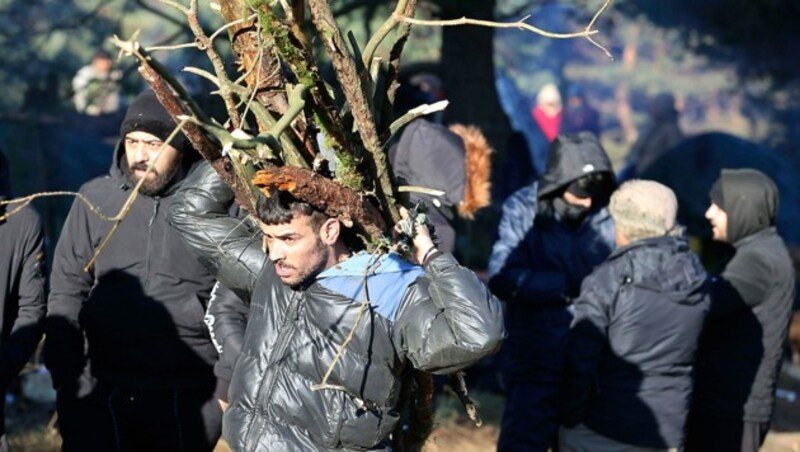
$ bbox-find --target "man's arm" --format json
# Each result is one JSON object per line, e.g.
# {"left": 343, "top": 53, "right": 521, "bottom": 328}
{"left": 487, "top": 187, "right": 568, "bottom": 304}
{"left": 205, "top": 282, "right": 249, "bottom": 406}
{"left": 708, "top": 251, "right": 772, "bottom": 317}
{"left": 169, "top": 162, "right": 266, "bottom": 302}
{"left": 0, "top": 209, "right": 46, "bottom": 385}
{"left": 45, "top": 199, "right": 96, "bottom": 389}
{"left": 559, "top": 269, "right": 612, "bottom": 426}
{"left": 393, "top": 218, "right": 505, "bottom": 374}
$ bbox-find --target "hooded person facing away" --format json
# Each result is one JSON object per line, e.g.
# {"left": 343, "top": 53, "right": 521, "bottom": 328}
{"left": 686, "top": 169, "right": 796, "bottom": 452}
{"left": 389, "top": 118, "right": 492, "bottom": 253}
{"left": 489, "top": 132, "right": 617, "bottom": 451}
{"left": 0, "top": 150, "right": 47, "bottom": 452}
{"left": 45, "top": 90, "right": 225, "bottom": 451}
{"left": 559, "top": 180, "right": 710, "bottom": 451}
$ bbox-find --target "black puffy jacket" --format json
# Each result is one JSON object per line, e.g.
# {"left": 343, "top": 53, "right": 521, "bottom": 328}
{"left": 561, "top": 235, "right": 709, "bottom": 448}
{"left": 169, "top": 162, "right": 505, "bottom": 451}
{"left": 205, "top": 282, "right": 249, "bottom": 401}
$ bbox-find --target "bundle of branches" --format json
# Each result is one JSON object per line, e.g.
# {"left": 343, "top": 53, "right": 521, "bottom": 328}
{"left": 113, "top": 0, "right": 439, "bottom": 250}
{"left": 102, "top": 0, "right": 611, "bottom": 448}
{"left": 111, "top": 0, "right": 609, "bottom": 250}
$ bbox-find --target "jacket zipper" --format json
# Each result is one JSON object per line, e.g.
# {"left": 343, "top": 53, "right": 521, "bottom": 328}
{"left": 244, "top": 291, "right": 302, "bottom": 450}
{"left": 144, "top": 198, "right": 159, "bottom": 292}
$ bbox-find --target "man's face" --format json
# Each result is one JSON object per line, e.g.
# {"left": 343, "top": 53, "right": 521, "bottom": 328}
{"left": 260, "top": 214, "right": 332, "bottom": 289}
{"left": 92, "top": 57, "right": 113, "bottom": 75}
{"left": 705, "top": 202, "right": 729, "bottom": 242}
{"left": 124, "top": 130, "right": 182, "bottom": 196}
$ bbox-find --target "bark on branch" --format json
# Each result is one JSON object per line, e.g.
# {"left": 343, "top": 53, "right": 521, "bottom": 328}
{"left": 308, "top": 0, "right": 401, "bottom": 224}
{"left": 252, "top": 166, "right": 387, "bottom": 242}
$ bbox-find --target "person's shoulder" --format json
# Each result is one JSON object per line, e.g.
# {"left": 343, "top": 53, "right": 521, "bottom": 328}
{"left": 741, "top": 231, "right": 793, "bottom": 270}
{"left": 505, "top": 181, "right": 539, "bottom": 209}
{"left": 2, "top": 203, "right": 42, "bottom": 232}
{"left": 79, "top": 174, "right": 118, "bottom": 195}
{"left": 71, "top": 175, "right": 126, "bottom": 213}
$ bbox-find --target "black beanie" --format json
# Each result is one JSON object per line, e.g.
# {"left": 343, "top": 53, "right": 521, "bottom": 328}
{"left": 709, "top": 178, "right": 725, "bottom": 210}
{"left": 120, "top": 90, "right": 189, "bottom": 151}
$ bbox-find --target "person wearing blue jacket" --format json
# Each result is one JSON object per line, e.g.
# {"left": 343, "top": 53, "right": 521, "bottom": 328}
{"left": 559, "top": 180, "right": 710, "bottom": 450}
{"left": 489, "top": 132, "right": 616, "bottom": 451}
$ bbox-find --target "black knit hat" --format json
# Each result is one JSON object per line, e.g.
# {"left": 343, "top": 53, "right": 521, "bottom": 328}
{"left": 120, "top": 90, "right": 189, "bottom": 151}
{"left": 709, "top": 178, "right": 725, "bottom": 210}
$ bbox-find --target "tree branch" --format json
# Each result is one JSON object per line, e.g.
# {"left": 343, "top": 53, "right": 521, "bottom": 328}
{"left": 396, "top": 0, "right": 613, "bottom": 59}
{"left": 252, "top": 166, "right": 387, "bottom": 243}
{"left": 361, "top": 0, "right": 409, "bottom": 70}
{"left": 219, "top": 0, "right": 290, "bottom": 115}
{"left": 308, "top": 0, "right": 400, "bottom": 224}
{"left": 111, "top": 34, "right": 256, "bottom": 213}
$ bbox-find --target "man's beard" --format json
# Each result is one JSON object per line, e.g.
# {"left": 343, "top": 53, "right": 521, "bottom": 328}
{"left": 123, "top": 159, "right": 181, "bottom": 196}
{"left": 284, "top": 238, "right": 330, "bottom": 291}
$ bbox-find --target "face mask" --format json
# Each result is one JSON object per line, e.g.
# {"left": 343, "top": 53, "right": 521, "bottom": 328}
{"left": 553, "top": 197, "right": 590, "bottom": 227}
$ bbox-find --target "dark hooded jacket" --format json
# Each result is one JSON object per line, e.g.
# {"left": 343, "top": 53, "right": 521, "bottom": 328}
{"left": 560, "top": 236, "right": 710, "bottom": 448}
{"left": 488, "top": 133, "right": 616, "bottom": 384}
{"left": 0, "top": 151, "right": 46, "bottom": 434}
{"left": 45, "top": 141, "right": 218, "bottom": 392}
{"left": 389, "top": 119, "right": 491, "bottom": 253}
{"left": 390, "top": 119, "right": 465, "bottom": 252}
{"left": 691, "top": 169, "right": 796, "bottom": 422}
{"left": 169, "top": 162, "right": 505, "bottom": 451}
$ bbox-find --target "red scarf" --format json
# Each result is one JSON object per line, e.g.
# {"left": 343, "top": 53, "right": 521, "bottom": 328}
{"left": 532, "top": 106, "right": 562, "bottom": 142}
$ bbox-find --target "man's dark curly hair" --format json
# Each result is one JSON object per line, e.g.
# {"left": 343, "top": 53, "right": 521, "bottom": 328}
{"left": 255, "top": 192, "right": 365, "bottom": 251}
{"left": 256, "top": 192, "right": 327, "bottom": 230}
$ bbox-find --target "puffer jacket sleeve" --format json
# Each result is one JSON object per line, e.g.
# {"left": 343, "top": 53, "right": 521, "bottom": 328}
{"left": 169, "top": 161, "right": 266, "bottom": 302}
{"left": 559, "top": 264, "right": 615, "bottom": 426}
{"left": 488, "top": 185, "right": 568, "bottom": 304}
{"left": 392, "top": 253, "right": 505, "bottom": 375}
{"left": 205, "top": 282, "right": 249, "bottom": 402}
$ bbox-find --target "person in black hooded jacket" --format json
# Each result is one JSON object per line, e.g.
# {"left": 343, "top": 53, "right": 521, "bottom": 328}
{"left": 44, "top": 90, "right": 223, "bottom": 451}
{"left": 686, "top": 169, "right": 796, "bottom": 451}
{"left": 489, "top": 132, "right": 617, "bottom": 451}
{"left": 388, "top": 118, "right": 492, "bottom": 253}
{"left": 559, "top": 180, "right": 709, "bottom": 450}
{"left": 0, "top": 150, "right": 47, "bottom": 452}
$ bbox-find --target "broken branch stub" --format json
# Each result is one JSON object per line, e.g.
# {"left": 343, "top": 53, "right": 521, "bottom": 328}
{"left": 251, "top": 166, "right": 387, "bottom": 243}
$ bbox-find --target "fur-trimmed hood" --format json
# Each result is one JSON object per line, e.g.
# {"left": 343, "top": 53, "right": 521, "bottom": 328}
{"left": 389, "top": 119, "right": 492, "bottom": 219}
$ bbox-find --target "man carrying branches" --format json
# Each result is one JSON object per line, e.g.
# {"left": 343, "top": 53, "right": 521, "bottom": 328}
{"left": 169, "top": 161, "right": 505, "bottom": 451}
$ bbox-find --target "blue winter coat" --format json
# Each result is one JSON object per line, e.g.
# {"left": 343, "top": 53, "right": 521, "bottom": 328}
{"left": 488, "top": 134, "right": 616, "bottom": 384}
{"left": 488, "top": 184, "right": 614, "bottom": 383}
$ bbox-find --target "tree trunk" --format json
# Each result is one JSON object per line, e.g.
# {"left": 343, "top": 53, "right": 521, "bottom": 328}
{"left": 436, "top": 0, "right": 510, "bottom": 268}
{"left": 438, "top": 0, "right": 510, "bottom": 151}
